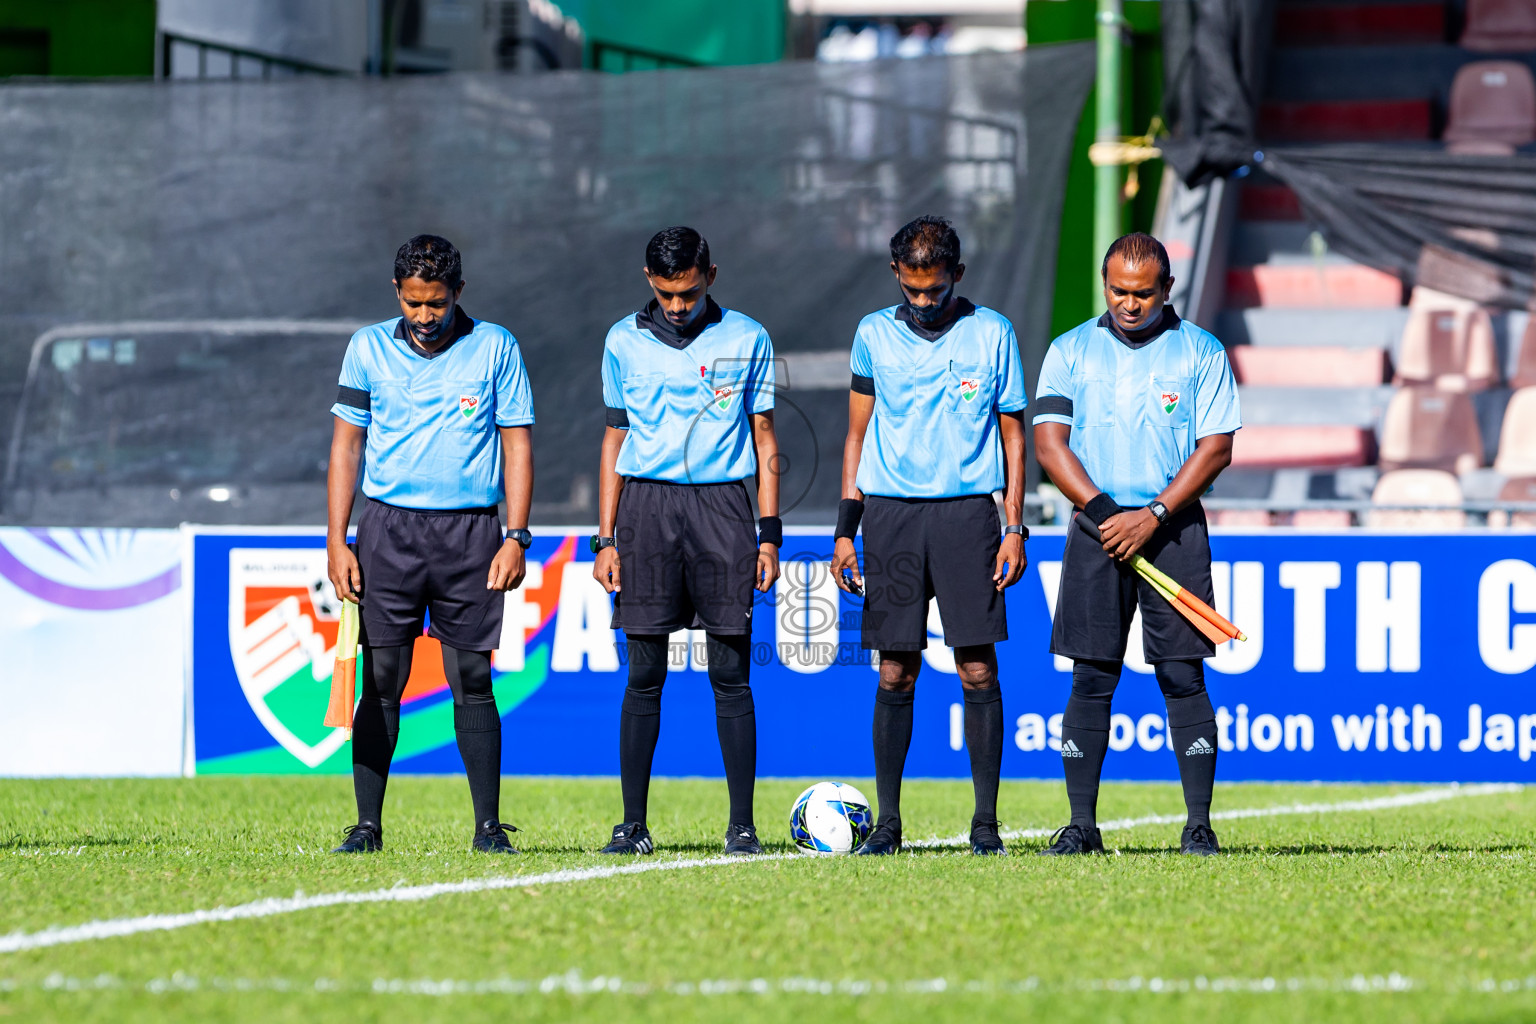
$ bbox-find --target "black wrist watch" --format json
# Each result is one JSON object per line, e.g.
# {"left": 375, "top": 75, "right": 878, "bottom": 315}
{"left": 1146, "top": 501, "right": 1169, "bottom": 526}
{"left": 1003, "top": 524, "right": 1029, "bottom": 540}
{"left": 589, "top": 535, "right": 616, "bottom": 554}
{"left": 505, "top": 528, "right": 533, "bottom": 549}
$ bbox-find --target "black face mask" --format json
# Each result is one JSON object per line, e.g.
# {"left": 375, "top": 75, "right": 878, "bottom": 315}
{"left": 907, "top": 285, "right": 953, "bottom": 325}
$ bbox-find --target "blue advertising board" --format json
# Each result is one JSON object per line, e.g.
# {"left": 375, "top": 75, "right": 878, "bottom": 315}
{"left": 189, "top": 527, "right": 1536, "bottom": 782}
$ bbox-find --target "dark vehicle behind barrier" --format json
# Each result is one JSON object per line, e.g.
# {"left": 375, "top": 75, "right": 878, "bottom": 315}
{"left": 2, "top": 320, "right": 362, "bottom": 527}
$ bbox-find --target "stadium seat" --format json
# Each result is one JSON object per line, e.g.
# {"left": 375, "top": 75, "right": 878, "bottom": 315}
{"left": 1443, "top": 61, "right": 1536, "bottom": 155}
{"left": 1368, "top": 469, "right": 1467, "bottom": 529}
{"left": 1489, "top": 475, "right": 1536, "bottom": 528}
{"left": 1210, "top": 509, "right": 1274, "bottom": 527}
{"left": 1393, "top": 305, "right": 1499, "bottom": 392}
{"left": 1511, "top": 316, "right": 1536, "bottom": 389}
{"left": 1229, "top": 425, "right": 1376, "bottom": 468}
{"left": 1228, "top": 345, "right": 1389, "bottom": 387}
{"left": 1377, "top": 386, "right": 1484, "bottom": 475}
{"left": 1494, "top": 386, "right": 1536, "bottom": 476}
{"left": 1460, "top": 0, "right": 1536, "bottom": 53}
{"left": 1289, "top": 508, "right": 1356, "bottom": 528}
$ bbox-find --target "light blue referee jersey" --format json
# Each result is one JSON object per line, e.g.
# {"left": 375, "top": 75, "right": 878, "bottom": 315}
{"left": 851, "top": 302, "right": 1028, "bottom": 499}
{"left": 602, "top": 303, "right": 775, "bottom": 483}
{"left": 331, "top": 311, "right": 535, "bottom": 510}
{"left": 1033, "top": 309, "right": 1241, "bottom": 507}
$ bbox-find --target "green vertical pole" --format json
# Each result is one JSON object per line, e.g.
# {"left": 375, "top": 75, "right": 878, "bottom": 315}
{"left": 1093, "top": 0, "right": 1123, "bottom": 301}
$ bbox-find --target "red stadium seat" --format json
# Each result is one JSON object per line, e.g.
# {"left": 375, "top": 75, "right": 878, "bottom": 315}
{"left": 1443, "top": 61, "right": 1536, "bottom": 155}
{"left": 1494, "top": 386, "right": 1536, "bottom": 476}
{"left": 1210, "top": 509, "right": 1274, "bottom": 527}
{"left": 1368, "top": 469, "right": 1467, "bottom": 529}
{"left": 1228, "top": 345, "right": 1389, "bottom": 386}
{"left": 1230, "top": 425, "right": 1376, "bottom": 468}
{"left": 1460, "top": 0, "right": 1536, "bottom": 52}
{"left": 1393, "top": 305, "right": 1499, "bottom": 391}
{"left": 1512, "top": 316, "right": 1536, "bottom": 389}
{"left": 1489, "top": 475, "right": 1536, "bottom": 528}
{"left": 1377, "top": 386, "right": 1484, "bottom": 475}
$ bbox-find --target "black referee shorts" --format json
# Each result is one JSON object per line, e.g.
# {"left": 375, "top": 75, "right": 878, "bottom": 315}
{"left": 1050, "top": 502, "right": 1217, "bottom": 664}
{"left": 355, "top": 498, "right": 505, "bottom": 651}
{"left": 610, "top": 478, "right": 759, "bottom": 636}
{"left": 860, "top": 494, "right": 1008, "bottom": 652}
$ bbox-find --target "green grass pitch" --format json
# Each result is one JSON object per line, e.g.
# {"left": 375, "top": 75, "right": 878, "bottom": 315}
{"left": 1, "top": 776, "right": 1533, "bottom": 1023}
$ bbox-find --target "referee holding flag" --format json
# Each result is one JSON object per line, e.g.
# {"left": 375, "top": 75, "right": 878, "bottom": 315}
{"left": 327, "top": 235, "right": 535, "bottom": 855}
{"left": 832, "top": 215, "right": 1029, "bottom": 857}
{"left": 592, "top": 226, "right": 781, "bottom": 857}
{"left": 1034, "top": 233, "right": 1240, "bottom": 857}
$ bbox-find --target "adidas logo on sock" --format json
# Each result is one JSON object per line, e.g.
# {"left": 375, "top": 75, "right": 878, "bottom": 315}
{"left": 1185, "top": 737, "right": 1215, "bottom": 756}
{"left": 1061, "top": 739, "right": 1084, "bottom": 758}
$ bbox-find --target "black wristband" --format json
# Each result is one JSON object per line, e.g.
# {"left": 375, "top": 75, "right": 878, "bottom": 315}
{"left": 757, "top": 516, "right": 783, "bottom": 547}
{"left": 1084, "top": 492, "right": 1120, "bottom": 527}
{"left": 835, "top": 498, "right": 865, "bottom": 540}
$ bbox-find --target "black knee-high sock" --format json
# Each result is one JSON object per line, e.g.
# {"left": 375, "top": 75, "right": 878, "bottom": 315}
{"left": 620, "top": 635, "right": 668, "bottom": 826}
{"left": 1061, "top": 660, "right": 1118, "bottom": 829}
{"left": 351, "top": 643, "right": 411, "bottom": 826}
{"left": 1166, "top": 691, "right": 1218, "bottom": 827}
{"left": 707, "top": 634, "right": 756, "bottom": 828}
{"left": 964, "top": 686, "right": 1004, "bottom": 823}
{"left": 444, "top": 647, "right": 502, "bottom": 826}
{"left": 351, "top": 697, "right": 398, "bottom": 825}
{"left": 454, "top": 703, "right": 502, "bottom": 824}
{"left": 872, "top": 687, "right": 914, "bottom": 828}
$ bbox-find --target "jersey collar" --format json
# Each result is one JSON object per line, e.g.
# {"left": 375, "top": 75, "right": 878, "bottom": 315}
{"left": 1097, "top": 305, "right": 1181, "bottom": 349}
{"left": 393, "top": 307, "right": 474, "bottom": 359}
{"left": 636, "top": 296, "right": 724, "bottom": 350}
{"left": 895, "top": 297, "right": 976, "bottom": 342}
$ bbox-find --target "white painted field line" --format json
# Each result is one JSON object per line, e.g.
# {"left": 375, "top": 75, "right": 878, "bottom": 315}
{"left": 904, "top": 782, "right": 1524, "bottom": 849}
{"left": 0, "top": 853, "right": 790, "bottom": 956}
{"left": 0, "top": 783, "right": 1519, "bottom": 955}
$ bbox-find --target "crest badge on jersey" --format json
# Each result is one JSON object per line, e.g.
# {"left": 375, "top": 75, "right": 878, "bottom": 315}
{"left": 1161, "top": 391, "right": 1180, "bottom": 414}
{"left": 958, "top": 377, "right": 981, "bottom": 403}
{"left": 459, "top": 395, "right": 479, "bottom": 419}
{"left": 714, "top": 385, "right": 734, "bottom": 411}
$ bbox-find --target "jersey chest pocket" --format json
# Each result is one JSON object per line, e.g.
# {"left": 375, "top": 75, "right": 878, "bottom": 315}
{"left": 621, "top": 372, "right": 667, "bottom": 426}
{"left": 1151, "top": 375, "right": 1192, "bottom": 429}
{"left": 369, "top": 380, "right": 411, "bottom": 432}
{"left": 438, "top": 379, "right": 493, "bottom": 432}
{"left": 948, "top": 363, "right": 993, "bottom": 416}
{"left": 873, "top": 363, "right": 915, "bottom": 417}
{"left": 1073, "top": 374, "right": 1116, "bottom": 428}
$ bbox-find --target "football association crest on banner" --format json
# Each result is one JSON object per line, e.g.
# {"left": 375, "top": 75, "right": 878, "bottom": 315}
{"left": 958, "top": 377, "right": 981, "bottom": 403}
{"left": 714, "top": 385, "right": 734, "bottom": 411}
{"left": 459, "top": 395, "right": 479, "bottom": 419}
{"left": 227, "top": 549, "right": 349, "bottom": 768}
{"left": 1161, "top": 391, "right": 1180, "bottom": 414}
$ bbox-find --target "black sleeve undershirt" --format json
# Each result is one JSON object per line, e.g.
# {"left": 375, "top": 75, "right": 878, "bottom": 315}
{"left": 850, "top": 373, "right": 875, "bottom": 396}
{"left": 605, "top": 406, "right": 630, "bottom": 429}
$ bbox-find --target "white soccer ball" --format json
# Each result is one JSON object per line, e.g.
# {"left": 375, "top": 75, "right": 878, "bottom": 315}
{"left": 789, "top": 781, "right": 874, "bottom": 854}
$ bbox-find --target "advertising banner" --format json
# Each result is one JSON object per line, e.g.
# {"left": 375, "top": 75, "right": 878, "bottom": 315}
{"left": 0, "top": 528, "right": 185, "bottom": 776}
{"left": 188, "top": 527, "right": 1536, "bottom": 782}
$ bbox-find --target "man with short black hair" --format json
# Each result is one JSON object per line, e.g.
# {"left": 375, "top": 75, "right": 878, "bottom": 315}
{"left": 833, "top": 215, "right": 1030, "bottom": 856}
{"left": 1034, "top": 231, "right": 1240, "bottom": 857}
{"left": 592, "top": 226, "right": 782, "bottom": 857}
{"left": 327, "top": 234, "right": 535, "bottom": 855}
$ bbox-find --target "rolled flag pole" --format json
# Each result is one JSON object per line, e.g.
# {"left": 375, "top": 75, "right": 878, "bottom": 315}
{"left": 1073, "top": 513, "right": 1247, "bottom": 643}
{"left": 323, "top": 599, "right": 361, "bottom": 734}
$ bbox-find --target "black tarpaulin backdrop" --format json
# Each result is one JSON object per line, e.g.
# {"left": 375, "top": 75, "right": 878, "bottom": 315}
{"left": 0, "top": 47, "right": 1093, "bottom": 527}
{"left": 1263, "top": 146, "right": 1536, "bottom": 310}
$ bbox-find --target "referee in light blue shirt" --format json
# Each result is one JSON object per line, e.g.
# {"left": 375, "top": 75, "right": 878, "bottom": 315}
{"left": 1034, "top": 232, "right": 1240, "bottom": 858}
{"left": 326, "top": 235, "right": 535, "bottom": 856}
{"left": 832, "top": 215, "right": 1030, "bottom": 857}
{"left": 591, "top": 226, "right": 782, "bottom": 858}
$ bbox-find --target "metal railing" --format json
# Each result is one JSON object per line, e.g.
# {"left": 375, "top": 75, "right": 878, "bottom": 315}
{"left": 157, "top": 32, "right": 347, "bottom": 80}
{"left": 588, "top": 40, "right": 701, "bottom": 73}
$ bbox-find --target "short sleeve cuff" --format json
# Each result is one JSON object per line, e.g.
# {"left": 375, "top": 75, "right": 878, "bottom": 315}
{"left": 332, "top": 404, "right": 370, "bottom": 428}
{"left": 998, "top": 398, "right": 1028, "bottom": 414}
{"left": 495, "top": 413, "right": 536, "bottom": 428}
{"left": 1195, "top": 420, "right": 1242, "bottom": 440}
{"left": 1032, "top": 413, "right": 1072, "bottom": 427}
